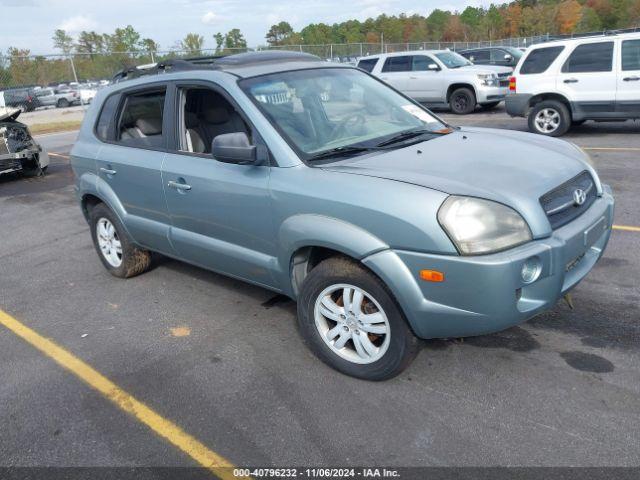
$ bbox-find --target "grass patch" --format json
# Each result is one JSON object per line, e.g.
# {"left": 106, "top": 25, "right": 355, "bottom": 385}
{"left": 28, "top": 120, "right": 82, "bottom": 135}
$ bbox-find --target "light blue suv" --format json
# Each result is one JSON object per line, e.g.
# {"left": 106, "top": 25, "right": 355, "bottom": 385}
{"left": 71, "top": 52, "right": 614, "bottom": 380}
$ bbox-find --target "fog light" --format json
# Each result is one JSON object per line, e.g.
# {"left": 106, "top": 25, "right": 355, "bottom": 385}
{"left": 521, "top": 257, "right": 542, "bottom": 284}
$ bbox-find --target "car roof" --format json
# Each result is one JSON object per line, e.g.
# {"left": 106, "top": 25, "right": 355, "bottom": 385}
{"left": 359, "top": 50, "right": 449, "bottom": 60}
{"left": 113, "top": 51, "right": 345, "bottom": 83}
{"left": 528, "top": 30, "right": 640, "bottom": 49}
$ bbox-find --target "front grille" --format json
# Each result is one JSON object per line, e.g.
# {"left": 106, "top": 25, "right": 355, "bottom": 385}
{"left": 540, "top": 171, "right": 596, "bottom": 229}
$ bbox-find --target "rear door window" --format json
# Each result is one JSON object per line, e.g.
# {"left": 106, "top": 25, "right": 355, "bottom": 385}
{"left": 562, "top": 42, "right": 614, "bottom": 73}
{"left": 471, "top": 49, "right": 490, "bottom": 63}
{"left": 520, "top": 46, "right": 565, "bottom": 74}
{"left": 115, "top": 89, "right": 167, "bottom": 148}
{"left": 622, "top": 39, "right": 640, "bottom": 71}
{"left": 382, "top": 56, "right": 411, "bottom": 72}
{"left": 357, "top": 58, "right": 378, "bottom": 72}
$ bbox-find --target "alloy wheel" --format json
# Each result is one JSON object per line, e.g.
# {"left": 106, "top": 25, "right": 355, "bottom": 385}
{"left": 314, "top": 284, "right": 391, "bottom": 364}
{"left": 534, "top": 108, "right": 561, "bottom": 134}
{"left": 96, "top": 217, "right": 123, "bottom": 267}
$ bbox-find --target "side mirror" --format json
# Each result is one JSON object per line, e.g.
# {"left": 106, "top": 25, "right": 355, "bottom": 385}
{"left": 504, "top": 54, "right": 513, "bottom": 61}
{"left": 469, "top": 56, "right": 475, "bottom": 62}
{"left": 212, "top": 132, "right": 257, "bottom": 165}
{"left": 428, "top": 63, "right": 440, "bottom": 71}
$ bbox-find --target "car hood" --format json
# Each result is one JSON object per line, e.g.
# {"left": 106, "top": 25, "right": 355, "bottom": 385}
{"left": 0, "top": 107, "right": 21, "bottom": 122}
{"left": 456, "top": 64, "right": 512, "bottom": 75}
{"left": 321, "top": 127, "right": 599, "bottom": 237}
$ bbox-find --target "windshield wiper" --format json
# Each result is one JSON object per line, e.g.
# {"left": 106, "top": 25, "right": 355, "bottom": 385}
{"left": 375, "top": 128, "right": 447, "bottom": 147}
{"left": 307, "top": 145, "right": 386, "bottom": 161}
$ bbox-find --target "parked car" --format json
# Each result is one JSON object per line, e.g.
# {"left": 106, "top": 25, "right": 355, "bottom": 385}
{"left": 53, "top": 87, "right": 81, "bottom": 108}
{"left": 358, "top": 50, "right": 512, "bottom": 113}
{"left": 34, "top": 87, "right": 58, "bottom": 108}
{"left": 71, "top": 51, "right": 614, "bottom": 380}
{"left": 0, "top": 107, "right": 50, "bottom": 176}
{"left": 79, "top": 84, "right": 98, "bottom": 105}
{"left": 506, "top": 31, "right": 640, "bottom": 136}
{"left": 0, "top": 88, "right": 41, "bottom": 112}
{"left": 458, "top": 46, "right": 523, "bottom": 69}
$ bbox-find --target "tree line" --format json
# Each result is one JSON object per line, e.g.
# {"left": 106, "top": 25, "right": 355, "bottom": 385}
{"left": 1, "top": 0, "right": 638, "bottom": 88}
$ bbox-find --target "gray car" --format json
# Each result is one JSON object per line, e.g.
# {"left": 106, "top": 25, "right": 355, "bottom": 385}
{"left": 70, "top": 52, "right": 614, "bottom": 380}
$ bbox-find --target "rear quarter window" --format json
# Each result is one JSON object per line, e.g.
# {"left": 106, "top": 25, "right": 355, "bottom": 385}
{"left": 95, "top": 94, "right": 121, "bottom": 142}
{"left": 357, "top": 58, "right": 378, "bottom": 72}
{"left": 520, "top": 46, "right": 565, "bottom": 74}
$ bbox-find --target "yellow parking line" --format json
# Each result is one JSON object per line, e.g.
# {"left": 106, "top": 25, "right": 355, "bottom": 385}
{"left": 0, "top": 309, "right": 238, "bottom": 480}
{"left": 613, "top": 225, "right": 640, "bottom": 232}
{"left": 582, "top": 147, "right": 640, "bottom": 152}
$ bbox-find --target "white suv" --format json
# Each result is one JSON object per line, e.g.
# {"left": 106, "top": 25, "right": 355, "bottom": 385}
{"left": 506, "top": 31, "right": 640, "bottom": 136}
{"left": 358, "top": 50, "right": 512, "bottom": 114}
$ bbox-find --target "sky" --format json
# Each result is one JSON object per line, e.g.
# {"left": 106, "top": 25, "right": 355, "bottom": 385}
{"left": 0, "top": 0, "right": 487, "bottom": 55}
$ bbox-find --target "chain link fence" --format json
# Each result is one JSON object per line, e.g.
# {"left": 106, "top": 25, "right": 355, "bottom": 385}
{"left": 0, "top": 34, "right": 554, "bottom": 109}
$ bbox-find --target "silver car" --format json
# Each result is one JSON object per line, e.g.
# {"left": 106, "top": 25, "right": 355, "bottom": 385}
{"left": 71, "top": 52, "right": 614, "bottom": 380}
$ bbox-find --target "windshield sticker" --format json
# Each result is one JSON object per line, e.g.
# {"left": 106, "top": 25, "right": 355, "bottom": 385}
{"left": 402, "top": 104, "right": 438, "bottom": 123}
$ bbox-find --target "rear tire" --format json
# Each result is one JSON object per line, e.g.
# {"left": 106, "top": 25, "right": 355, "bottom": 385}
{"left": 449, "top": 87, "right": 476, "bottom": 115}
{"left": 89, "top": 203, "right": 152, "bottom": 278}
{"left": 528, "top": 100, "right": 571, "bottom": 136}
{"left": 57, "top": 98, "right": 70, "bottom": 108}
{"left": 297, "top": 256, "right": 419, "bottom": 381}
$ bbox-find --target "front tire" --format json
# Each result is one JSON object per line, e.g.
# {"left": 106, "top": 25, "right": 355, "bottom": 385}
{"left": 297, "top": 257, "right": 419, "bottom": 381}
{"left": 528, "top": 100, "right": 571, "bottom": 136}
{"left": 57, "top": 98, "right": 70, "bottom": 108}
{"left": 449, "top": 87, "right": 476, "bottom": 114}
{"left": 89, "top": 203, "right": 152, "bottom": 278}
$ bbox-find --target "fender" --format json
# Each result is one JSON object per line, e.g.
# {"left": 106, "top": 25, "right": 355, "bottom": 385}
{"left": 276, "top": 214, "right": 389, "bottom": 297}
{"left": 78, "top": 171, "right": 134, "bottom": 240}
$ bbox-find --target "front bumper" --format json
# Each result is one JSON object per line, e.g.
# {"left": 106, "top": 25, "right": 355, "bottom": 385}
{"left": 476, "top": 85, "right": 508, "bottom": 104}
{"left": 363, "top": 186, "right": 614, "bottom": 339}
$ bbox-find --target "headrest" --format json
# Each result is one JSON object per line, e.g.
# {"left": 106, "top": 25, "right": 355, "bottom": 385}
{"left": 185, "top": 112, "right": 199, "bottom": 128}
{"left": 135, "top": 117, "right": 162, "bottom": 135}
{"left": 202, "top": 106, "right": 230, "bottom": 124}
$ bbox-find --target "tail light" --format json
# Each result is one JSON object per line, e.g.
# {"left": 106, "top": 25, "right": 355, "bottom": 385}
{"left": 27, "top": 95, "right": 33, "bottom": 102}
{"left": 509, "top": 76, "right": 516, "bottom": 92}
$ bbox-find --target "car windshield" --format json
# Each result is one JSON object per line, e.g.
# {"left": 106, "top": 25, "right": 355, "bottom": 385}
{"left": 241, "top": 68, "right": 447, "bottom": 160}
{"left": 504, "top": 47, "right": 524, "bottom": 60}
{"left": 434, "top": 51, "right": 472, "bottom": 69}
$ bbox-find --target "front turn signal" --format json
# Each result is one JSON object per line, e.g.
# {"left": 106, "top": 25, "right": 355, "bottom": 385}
{"left": 419, "top": 270, "right": 445, "bottom": 282}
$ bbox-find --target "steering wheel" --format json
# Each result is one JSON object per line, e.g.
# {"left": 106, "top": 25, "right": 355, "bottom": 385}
{"left": 329, "top": 113, "right": 366, "bottom": 141}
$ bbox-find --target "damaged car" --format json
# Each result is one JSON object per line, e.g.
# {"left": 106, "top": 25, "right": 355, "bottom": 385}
{"left": 0, "top": 107, "right": 49, "bottom": 176}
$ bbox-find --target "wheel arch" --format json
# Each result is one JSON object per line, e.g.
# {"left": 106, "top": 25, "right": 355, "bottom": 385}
{"left": 278, "top": 215, "right": 389, "bottom": 298}
{"left": 446, "top": 83, "right": 477, "bottom": 103}
{"left": 528, "top": 93, "right": 573, "bottom": 118}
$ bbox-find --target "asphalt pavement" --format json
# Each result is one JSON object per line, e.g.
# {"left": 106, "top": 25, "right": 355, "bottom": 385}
{"left": 0, "top": 109, "right": 639, "bottom": 472}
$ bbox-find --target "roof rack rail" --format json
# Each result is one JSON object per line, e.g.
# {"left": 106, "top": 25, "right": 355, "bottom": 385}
{"left": 544, "top": 27, "right": 640, "bottom": 42}
{"left": 112, "top": 58, "right": 222, "bottom": 83}
{"left": 111, "top": 50, "right": 322, "bottom": 83}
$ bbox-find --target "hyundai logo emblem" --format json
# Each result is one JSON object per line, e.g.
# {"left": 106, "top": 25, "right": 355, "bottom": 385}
{"left": 573, "top": 188, "right": 587, "bottom": 206}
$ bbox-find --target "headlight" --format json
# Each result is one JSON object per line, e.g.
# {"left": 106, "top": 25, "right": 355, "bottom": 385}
{"left": 477, "top": 73, "right": 499, "bottom": 87}
{"left": 438, "top": 196, "right": 532, "bottom": 255}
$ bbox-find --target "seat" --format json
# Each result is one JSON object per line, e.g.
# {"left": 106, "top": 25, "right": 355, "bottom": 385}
{"left": 185, "top": 112, "right": 206, "bottom": 153}
{"left": 197, "top": 94, "right": 248, "bottom": 146}
{"left": 121, "top": 117, "right": 163, "bottom": 147}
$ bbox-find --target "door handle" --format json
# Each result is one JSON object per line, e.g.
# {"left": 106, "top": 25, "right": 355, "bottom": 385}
{"left": 623, "top": 76, "right": 640, "bottom": 81}
{"left": 409, "top": 76, "right": 418, "bottom": 79}
{"left": 99, "top": 167, "right": 116, "bottom": 175}
{"left": 167, "top": 180, "right": 192, "bottom": 191}
{"left": 563, "top": 78, "right": 579, "bottom": 84}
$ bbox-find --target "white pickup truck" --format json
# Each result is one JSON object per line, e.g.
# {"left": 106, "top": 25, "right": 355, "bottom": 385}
{"left": 358, "top": 50, "right": 512, "bottom": 114}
